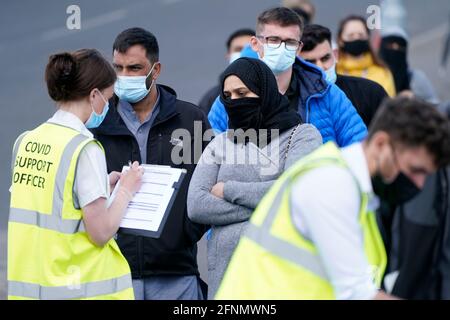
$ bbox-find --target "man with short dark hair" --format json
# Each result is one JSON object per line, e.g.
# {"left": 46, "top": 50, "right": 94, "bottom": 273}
{"left": 91, "top": 27, "right": 210, "bottom": 300}
{"left": 198, "top": 28, "right": 255, "bottom": 114}
{"left": 208, "top": 7, "right": 367, "bottom": 147}
{"left": 377, "top": 100, "right": 450, "bottom": 300}
{"left": 300, "top": 24, "right": 388, "bottom": 126}
{"left": 217, "top": 97, "right": 450, "bottom": 300}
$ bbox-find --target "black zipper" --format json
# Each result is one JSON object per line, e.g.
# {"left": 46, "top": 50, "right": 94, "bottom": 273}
{"left": 157, "top": 132, "right": 163, "bottom": 164}
{"left": 133, "top": 111, "right": 179, "bottom": 276}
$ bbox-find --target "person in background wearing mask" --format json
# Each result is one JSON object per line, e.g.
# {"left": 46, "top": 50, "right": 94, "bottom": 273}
{"left": 216, "top": 97, "right": 450, "bottom": 300}
{"left": 208, "top": 7, "right": 367, "bottom": 147}
{"left": 188, "top": 57, "right": 322, "bottom": 298}
{"left": 379, "top": 28, "right": 439, "bottom": 104}
{"left": 336, "top": 15, "right": 396, "bottom": 97}
{"left": 8, "top": 49, "right": 143, "bottom": 299}
{"left": 198, "top": 28, "right": 255, "bottom": 114}
{"left": 91, "top": 28, "right": 211, "bottom": 300}
{"left": 300, "top": 24, "right": 388, "bottom": 127}
{"left": 282, "top": 0, "right": 316, "bottom": 25}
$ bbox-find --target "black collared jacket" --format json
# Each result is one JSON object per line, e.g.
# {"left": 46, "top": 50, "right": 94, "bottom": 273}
{"left": 91, "top": 84, "right": 210, "bottom": 278}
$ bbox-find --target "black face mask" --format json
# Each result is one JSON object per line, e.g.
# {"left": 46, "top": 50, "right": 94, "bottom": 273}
{"left": 342, "top": 39, "right": 370, "bottom": 56}
{"left": 379, "top": 47, "right": 410, "bottom": 92}
{"left": 222, "top": 97, "right": 262, "bottom": 132}
{"left": 372, "top": 172, "right": 422, "bottom": 207}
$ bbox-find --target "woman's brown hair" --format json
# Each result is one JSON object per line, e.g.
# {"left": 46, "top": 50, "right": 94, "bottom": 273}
{"left": 45, "top": 48, "right": 116, "bottom": 102}
{"left": 337, "top": 15, "right": 387, "bottom": 68}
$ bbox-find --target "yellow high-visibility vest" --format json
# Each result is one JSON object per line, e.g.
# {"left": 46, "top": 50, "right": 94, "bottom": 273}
{"left": 8, "top": 122, "right": 134, "bottom": 300}
{"left": 216, "top": 142, "right": 387, "bottom": 300}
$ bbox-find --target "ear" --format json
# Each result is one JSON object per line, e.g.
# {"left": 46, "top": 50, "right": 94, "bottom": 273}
{"left": 88, "top": 88, "right": 100, "bottom": 113}
{"left": 250, "top": 36, "right": 262, "bottom": 58}
{"left": 333, "top": 48, "right": 339, "bottom": 62}
{"left": 371, "top": 131, "right": 391, "bottom": 150}
{"left": 152, "top": 62, "right": 162, "bottom": 81}
{"left": 89, "top": 88, "right": 97, "bottom": 102}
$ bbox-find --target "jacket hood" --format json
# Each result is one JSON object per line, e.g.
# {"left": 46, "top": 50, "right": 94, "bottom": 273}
{"left": 293, "top": 57, "right": 330, "bottom": 104}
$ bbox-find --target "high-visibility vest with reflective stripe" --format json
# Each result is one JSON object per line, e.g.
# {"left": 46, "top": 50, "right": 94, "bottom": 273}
{"left": 8, "top": 122, "right": 134, "bottom": 300}
{"left": 215, "top": 142, "right": 387, "bottom": 300}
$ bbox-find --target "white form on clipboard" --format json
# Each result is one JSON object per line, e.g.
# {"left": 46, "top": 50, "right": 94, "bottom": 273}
{"left": 108, "top": 164, "right": 186, "bottom": 238}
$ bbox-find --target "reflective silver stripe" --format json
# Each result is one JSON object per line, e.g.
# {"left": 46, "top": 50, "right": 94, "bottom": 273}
{"left": 262, "top": 159, "right": 341, "bottom": 229}
{"left": 8, "top": 274, "right": 132, "bottom": 299}
{"left": 245, "top": 223, "right": 329, "bottom": 279}
{"left": 53, "top": 134, "right": 89, "bottom": 217}
{"left": 245, "top": 158, "right": 345, "bottom": 280}
{"left": 9, "top": 208, "right": 85, "bottom": 234}
{"left": 11, "top": 132, "right": 29, "bottom": 173}
{"left": 261, "top": 180, "right": 290, "bottom": 229}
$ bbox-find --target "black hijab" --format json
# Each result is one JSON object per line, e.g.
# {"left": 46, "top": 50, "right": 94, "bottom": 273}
{"left": 219, "top": 57, "right": 301, "bottom": 147}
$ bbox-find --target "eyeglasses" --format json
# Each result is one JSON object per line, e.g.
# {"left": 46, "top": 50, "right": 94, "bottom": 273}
{"left": 256, "top": 35, "right": 303, "bottom": 51}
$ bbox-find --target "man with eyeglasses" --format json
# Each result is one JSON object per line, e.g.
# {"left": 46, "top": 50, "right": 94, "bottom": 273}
{"left": 208, "top": 7, "right": 367, "bottom": 148}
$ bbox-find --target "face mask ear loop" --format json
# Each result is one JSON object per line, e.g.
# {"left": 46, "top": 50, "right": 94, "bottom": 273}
{"left": 97, "top": 89, "right": 108, "bottom": 105}
{"left": 90, "top": 91, "right": 98, "bottom": 116}
{"left": 146, "top": 62, "right": 158, "bottom": 91}
{"left": 255, "top": 37, "right": 264, "bottom": 60}
{"left": 91, "top": 89, "right": 107, "bottom": 115}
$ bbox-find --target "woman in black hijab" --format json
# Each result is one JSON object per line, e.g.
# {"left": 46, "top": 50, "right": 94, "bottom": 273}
{"left": 187, "top": 57, "right": 322, "bottom": 299}
{"left": 219, "top": 57, "right": 302, "bottom": 147}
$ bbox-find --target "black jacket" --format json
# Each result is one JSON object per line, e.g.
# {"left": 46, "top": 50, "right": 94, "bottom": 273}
{"left": 336, "top": 75, "right": 388, "bottom": 127}
{"left": 198, "top": 85, "right": 220, "bottom": 115}
{"left": 91, "top": 85, "right": 210, "bottom": 278}
{"left": 378, "top": 169, "right": 450, "bottom": 299}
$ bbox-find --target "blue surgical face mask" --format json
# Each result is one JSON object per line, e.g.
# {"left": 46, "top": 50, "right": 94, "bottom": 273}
{"left": 324, "top": 62, "right": 337, "bottom": 84}
{"left": 229, "top": 52, "right": 241, "bottom": 64}
{"left": 85, "top": 90, "right": 109, "bottom": 129}
{"left": 260, "top": 44, "right": 296, "bottom": 75}
{"left": 114, "top": 63, "right": 157, "bottom": 103}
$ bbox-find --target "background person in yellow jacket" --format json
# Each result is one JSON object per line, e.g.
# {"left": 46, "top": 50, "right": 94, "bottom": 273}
{"left": 8, "top": 49, "right": 143, "bottom": 299}
{"left": 336, "top": 15, "right": 396, "bottom": 97}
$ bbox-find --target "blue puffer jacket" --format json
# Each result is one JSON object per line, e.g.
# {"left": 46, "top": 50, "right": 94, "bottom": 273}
{"left": 208, "top": 57, "right": 368, "bottom": 147}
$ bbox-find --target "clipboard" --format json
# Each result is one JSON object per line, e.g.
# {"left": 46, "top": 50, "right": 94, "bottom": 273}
{"left": 109, "top": 164, "right": 186, "bottom": 239}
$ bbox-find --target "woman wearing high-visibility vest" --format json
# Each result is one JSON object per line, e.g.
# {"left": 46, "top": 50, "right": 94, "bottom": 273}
{"left": 8, "top": 49, "right": 143, "bottom": 300}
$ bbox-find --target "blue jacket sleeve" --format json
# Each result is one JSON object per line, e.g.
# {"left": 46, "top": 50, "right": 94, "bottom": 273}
{"left": 329, "top": 84, "right": 368, "bottom": 147}
{"left": 207, "top": 96, "right": 228, "bottom": 134}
